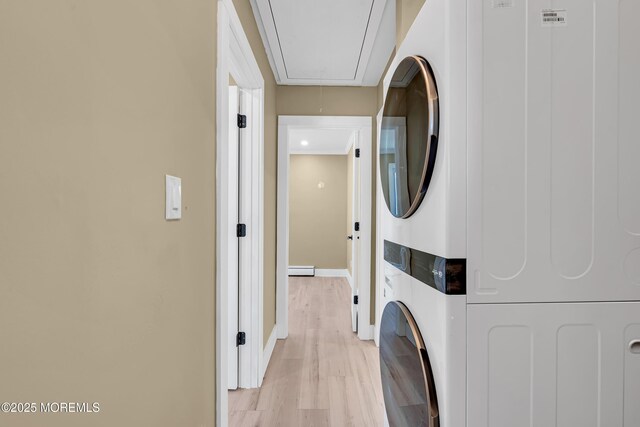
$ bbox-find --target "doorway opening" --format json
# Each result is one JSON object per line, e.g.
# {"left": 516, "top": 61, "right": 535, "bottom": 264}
{"left": 277, "top": 116, "right": 373, "bottom": 341}
{"left": 216, "top": 1, "right": 265, "bottom": 426}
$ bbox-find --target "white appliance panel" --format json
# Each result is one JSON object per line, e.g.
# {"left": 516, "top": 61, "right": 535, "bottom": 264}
{"left": 467, "top": 302, "right": 640, "bottom": 427}
{"left": 619, "top": 0, "right": 640, "bottom": 237}
{"left": 624, "top": 324, "right": 640, "bottom": 425}
{"left": 467, "top": 0, "right": 640, "bottom": 303}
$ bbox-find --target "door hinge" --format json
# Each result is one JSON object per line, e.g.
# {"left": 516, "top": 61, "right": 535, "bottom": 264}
{"left": 354, "top": 295, "right": 359, "bottom": 305}
{"left": 236, "top": 331, "right": 246, "bottom": 346}
{"left": 354, "top": 222, "right": 360, "bottom": 231}
{"left": 237, "top": 223, "right": 247, "bottom": 237}
{"left": 237, "top": 114, "right": 247, "bottom": 129}
{"left": 355, "top": 148, "right": 360, "bottom": 158}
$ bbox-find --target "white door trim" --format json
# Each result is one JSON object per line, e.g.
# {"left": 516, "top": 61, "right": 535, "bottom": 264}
{"left": 227, "top": 85, "right": 240, "bottom": 390}
{"left": 261, "top": 325, "right": 277, "bottom": 379}
{"left": 350, "top": 133, "right": 360, "bottom": 333}
{"left": 277, "top": 115, "right": 373, "bottom": 341}
{"left": 216, "top": 1, "right": 265, "bottom": 426}
{"left": 374, "top": 107, "right": 383, "bottom": 347}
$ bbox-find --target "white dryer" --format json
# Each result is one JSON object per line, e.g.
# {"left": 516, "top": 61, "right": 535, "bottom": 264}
{"left": 377, "top": 0, "right": 640, "bottom": 426}
{"left": 378, "top": 51, "right": 467, "bottom": 427}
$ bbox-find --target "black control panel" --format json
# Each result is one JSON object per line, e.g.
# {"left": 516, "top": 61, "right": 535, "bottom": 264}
{"left": 384, "top": 240, "right": 466, "bottom": 295}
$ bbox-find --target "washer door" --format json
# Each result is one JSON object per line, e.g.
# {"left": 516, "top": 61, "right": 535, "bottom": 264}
{"left": 379, "top": 301, "right": 439, "bottom": 427}
{"left": 380, "top": 56, "right": 439, "bottom": 219}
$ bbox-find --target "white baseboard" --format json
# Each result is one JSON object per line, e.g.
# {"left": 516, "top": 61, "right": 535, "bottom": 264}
{"left": 261, "top": 325, "right": 277, "bottom": 380}
{"left": 288, "top": 266, "right": 315, "bottom": 276}
{"left": 346, "top": 271, "right": 353, "bottom": 289}
{"left": 315, "top": 268, "right": 349, "bottom": 278}
{"left": 373, "top": 322, "right": 380, "bottom": 347}
{"left": 358, "top": 324, "right": 375, "bottom": 341}
{"left": 276, "top": 322, "right": 288, "bottom": 340}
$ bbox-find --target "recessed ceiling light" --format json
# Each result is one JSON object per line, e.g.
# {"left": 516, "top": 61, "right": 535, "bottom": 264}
{"left": 300, "top": 140, "right": 309, "bottom": 146}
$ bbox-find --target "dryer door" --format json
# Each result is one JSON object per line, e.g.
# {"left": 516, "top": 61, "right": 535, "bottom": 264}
{"left": 380, "top": 56, "right": 439, "bottom": 219}
{"left": 380, "top": 301, "right": 439, "bottom": 427}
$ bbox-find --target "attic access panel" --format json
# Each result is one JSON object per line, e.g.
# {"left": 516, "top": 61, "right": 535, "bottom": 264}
{"left": 269, "top": 0, "right": 373, "bottom": 81}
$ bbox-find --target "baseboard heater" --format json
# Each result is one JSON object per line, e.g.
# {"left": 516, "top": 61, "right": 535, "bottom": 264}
{"left": 288, "top": 266, "right": 315, "bottom": 276}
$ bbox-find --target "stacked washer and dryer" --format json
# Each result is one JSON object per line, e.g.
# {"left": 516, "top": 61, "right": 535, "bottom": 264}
{"left": 377, "top": 1, "right": 640, "bottom": 426}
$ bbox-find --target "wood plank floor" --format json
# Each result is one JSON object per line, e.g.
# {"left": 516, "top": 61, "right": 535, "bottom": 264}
{"left": 229, "top": 276, "right": 385, "bottom": 426}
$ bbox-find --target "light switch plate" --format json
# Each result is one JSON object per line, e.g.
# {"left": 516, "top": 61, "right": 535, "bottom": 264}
{"left": 165, "top": 175, "right": 182, "bottom": 220}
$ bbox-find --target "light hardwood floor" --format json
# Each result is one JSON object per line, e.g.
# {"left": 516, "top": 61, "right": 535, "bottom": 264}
{"left": 229, "top": 276, "right": 385, "bottom": 426}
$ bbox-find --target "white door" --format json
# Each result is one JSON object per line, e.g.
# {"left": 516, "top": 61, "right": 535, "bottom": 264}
{"left": 351, "top": 136, "right": 361, "bottom": 333}
{"left": 227, "top": 85, "right": 240, "bottom": 390}
{"left": 228, "top": 85, "right": 251, "bottom": 390}
{"left": 236, "top": 88, "right": 251, "bottom": 388}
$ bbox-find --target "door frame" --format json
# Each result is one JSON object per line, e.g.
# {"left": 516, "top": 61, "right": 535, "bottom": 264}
{"left": 216, "top": 1, "right": 265, "bottom": 426}
{"left": 277, "top": 115, "right": 373, "bottom": 341}
{"left": 227, "top": 85, "right": 240, "bottom": 390}
{"left": 374, "top": 108, "right": 383, "bottom": 347}
{"left": 349, "top": 132, "right": 359, "bottom": 333}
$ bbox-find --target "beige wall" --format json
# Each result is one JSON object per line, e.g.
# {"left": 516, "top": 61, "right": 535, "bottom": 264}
{"left": 0, "top": 1, "right": 216, "bottom": 426}
{"left": 277, "top": 86, "right": 378, "bottom": 323}
{"left": 396, "top": 0, "right": 426, "bottom": 46}
{"left": 290, "top": 155, "right": 348, "bottom": 269}
{"left": 346, "top": 147, "right": 354, "bottom": 275}
{"left": 232, "top": 0, "right": 278, "bottom": 348}
{"left": 277, "top": 86, "right": 378, "bottom": 117}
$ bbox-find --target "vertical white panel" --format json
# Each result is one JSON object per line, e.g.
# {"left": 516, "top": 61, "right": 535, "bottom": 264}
{"left": 481, "top": 0, "right": 527, "bottom": 280}
{"left": 488, "top": 326, "right": 532, "bottom": 427}
{"left": 624, "top": 325, "right": 640, "bottom": 426}
{"left": 556, "top": 325, "right": 600, "bottom": 427}
{"left": 352, "top": 134, "right": 360, "bottom": 333}
{"left": 550, "top": 0, "right": 595, "bottom": 278}
{"left": 227, "top": 85, "right": 239, "bottom": 390}
{"left": 623, "top": 248, "right": 640, "bottom": 284}
{"left": 469, "top": 303, "right": 640, "bottom": 427}
{"left": 470, "top": 0, "right": 640, "bottom": 303}
{"left": 618, "top": 0, "right": 640, "bottom": 235}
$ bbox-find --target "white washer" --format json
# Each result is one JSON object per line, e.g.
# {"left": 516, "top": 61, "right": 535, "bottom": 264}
{"left": 378, "top": 0, "right": 640, "bottom": 426}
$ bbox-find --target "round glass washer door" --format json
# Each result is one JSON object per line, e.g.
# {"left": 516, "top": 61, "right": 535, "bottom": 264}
{"left": 379, "top": 301, "right": 439, "bottom": 427}
{"left": 380, "top": 56, "right": 439, "bottom": 218}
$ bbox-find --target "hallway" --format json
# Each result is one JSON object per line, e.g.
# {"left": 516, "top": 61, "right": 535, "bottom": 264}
{"left": 229, "top": 277, "right": 384, "bottom": 426}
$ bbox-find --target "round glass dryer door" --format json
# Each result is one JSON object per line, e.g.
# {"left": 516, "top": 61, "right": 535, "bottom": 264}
{"left": 380, "top": 56, "right": 439, "bottom": 218}
{"left": 379, "top": 301, "right": 439, "bottom": 427}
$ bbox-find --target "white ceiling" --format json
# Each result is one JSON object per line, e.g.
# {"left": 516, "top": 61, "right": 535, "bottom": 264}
{"left": 249, "top": 0, "right": 395, "bottom": 86}
{"left": 289, "top": 128, "right": 356, "bottom": 155}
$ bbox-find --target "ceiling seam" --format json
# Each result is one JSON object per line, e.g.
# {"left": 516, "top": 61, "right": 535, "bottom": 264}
{"left": 268, "top": 0, "right": 290, "bottom": 80}
{"left": 353, "top": 0, "right": 375, "bottom": 81}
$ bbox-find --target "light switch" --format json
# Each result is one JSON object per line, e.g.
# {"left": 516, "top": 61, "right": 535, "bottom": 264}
{"left": 165, "top": 175, "right": 182, "bottom": 220}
